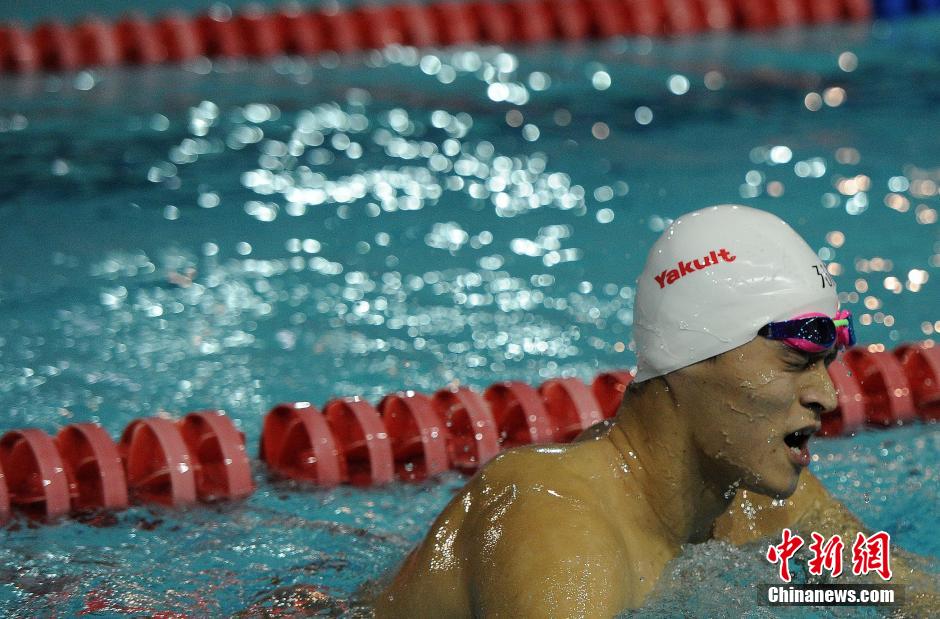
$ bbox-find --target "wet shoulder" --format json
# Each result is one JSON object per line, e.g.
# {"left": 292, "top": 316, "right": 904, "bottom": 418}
{"left": 465, "top": 440, "right": 621, "bottom": 519}
{"left": 458, "top": 442, "right": 637, "bottom": 614}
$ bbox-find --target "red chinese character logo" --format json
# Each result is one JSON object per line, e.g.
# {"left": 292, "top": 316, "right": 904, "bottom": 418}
{"left": 766, "top": 528, "right": 805, "bottom": 582}
{"left": 807, "top": 532, "right": 844, "bottom": 577}
{"left": 851, "top": 531, "right": 892, "bottom": 580}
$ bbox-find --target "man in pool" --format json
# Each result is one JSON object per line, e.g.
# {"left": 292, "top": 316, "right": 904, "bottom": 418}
{"left": 375, "top": 205, "right": 937, "bottom": 617}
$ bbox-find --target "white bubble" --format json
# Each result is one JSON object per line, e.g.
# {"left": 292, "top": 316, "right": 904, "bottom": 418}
{"left": 838, "top": 51, "right": 858, "bottom": 72}
{"left": 821, "top": 193, "right": 840, "bottom": 209}
{"left": 528, "top": 71, "right": 551, "bottom": 91}
{"left": 419, "top": 55, "right": 442, "bottom": 75}
{"left": 51, "top": 159, "right": 70, "bottom": 176}
{"left": 522, "top": 124, "right": 540, "bottom": 142}
{"left": 494, "top": 53, "right": 518, "bottom": 73}
{"left": 150, "top": 114, "right": 170, "bottom": 131}
{"left": 487, "top": 83, "right": 510, "bottom": 102}
{"left": 198, "top": 192, "right": 220, "bottom": 208}
{"left": 887, "top": 176, "right": 910, "bottom": 192}
{"left": 667, "top": 74, "right": 690, "bottom": 95}
{"left": 845, "top": 193, "right": 868, "bottom": 215}
{"left": 908, "top": 269, "right": 928, "bottom": 285}
{"left": 769, "top": 146, "right": 793, "bottom": 164}
{"left": 74, "top": 71, "right": 96, "bottom": 91}
{"left": 704, "top": 70, "right": 725, "bottom": 90}
{"left": 436, "top": 55, "right": 462, "bottom": 81}
{"left": 594, "top": 186, "right": 614, "bottom": 202}
{"left": 649, "top": 215, "right": 668, "bottom": 232}
{"left": 592, "top": 71, "right": 612, "bottom": 90}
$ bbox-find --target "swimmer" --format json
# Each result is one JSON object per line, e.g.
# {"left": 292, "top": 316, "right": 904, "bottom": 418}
{"left": 375, "top": 205, "right": 938, "bottom": 617}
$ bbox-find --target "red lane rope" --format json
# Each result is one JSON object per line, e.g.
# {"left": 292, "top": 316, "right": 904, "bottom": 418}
{"left": 56, "top": 423, "right": 129, "bottom": 512}
{"left": 1, "top": 0, "right": 875, "bottom": 74}
{"left": 0, "top": 340, "right": 935, "bottom": 523}
{"left": 323, "top": 397, "right": 396, "bottom": 486}
{"left": 378, "top": 391, "right": 450, "bottom": 480}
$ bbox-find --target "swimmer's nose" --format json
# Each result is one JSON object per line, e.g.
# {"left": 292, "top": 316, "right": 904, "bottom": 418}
{"left": 800, "top": 361, "right": 838, "bottom": 417}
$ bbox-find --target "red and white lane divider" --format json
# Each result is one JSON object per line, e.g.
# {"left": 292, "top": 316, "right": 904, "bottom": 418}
{"left": 0, "top": 410, "right": 252, "bottom": 522}
{"left": 0, "top": 341, "right": 936, "bottom": 523}
{"left": 257, "top": 343, "right": 940, "bottom": 487}
{"left": 821, "top": 342, "right": 939, "bottom": 435}
{"left": 1, "top": 0, "right": 875, "bottom": 74}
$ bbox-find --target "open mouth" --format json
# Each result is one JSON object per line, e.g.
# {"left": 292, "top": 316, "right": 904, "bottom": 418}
{"left": 783, "top": 426, "right": 816, "bottom": 466}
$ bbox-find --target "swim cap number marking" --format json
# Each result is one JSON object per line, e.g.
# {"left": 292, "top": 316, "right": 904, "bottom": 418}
{"left": 812, "top": 264, "right": 835, "bottom": 289}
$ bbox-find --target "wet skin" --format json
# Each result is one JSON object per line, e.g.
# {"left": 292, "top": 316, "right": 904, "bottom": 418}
{"left": 375, "top": 337, "right": 936, "bottom": 617}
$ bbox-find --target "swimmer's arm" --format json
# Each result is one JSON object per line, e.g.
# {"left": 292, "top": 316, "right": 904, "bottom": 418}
{"left": 468, "top": 490, "right": 631, "bottom": 618}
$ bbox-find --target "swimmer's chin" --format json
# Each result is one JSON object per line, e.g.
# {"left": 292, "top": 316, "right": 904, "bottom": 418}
{"left": 740, "top": 474, "right": 800, "bottom": 501}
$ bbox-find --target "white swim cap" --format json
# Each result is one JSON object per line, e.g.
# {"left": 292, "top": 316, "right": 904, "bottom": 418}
{"left": 633, "top": 204, "right": 839, "bottom": 383}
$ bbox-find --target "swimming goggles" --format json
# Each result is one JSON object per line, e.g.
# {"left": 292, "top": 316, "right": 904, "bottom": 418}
{"left": 758, "top": 310, "right": 855, "bottom": 354}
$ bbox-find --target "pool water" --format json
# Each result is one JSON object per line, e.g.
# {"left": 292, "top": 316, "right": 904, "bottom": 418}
{"left": 1, "top": 12, "right": 939, "bottom": 618}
